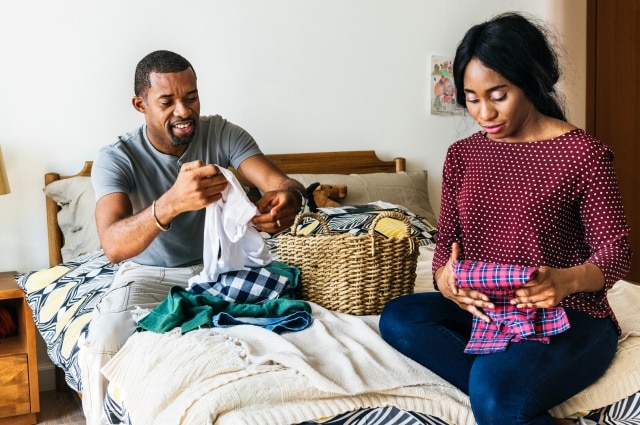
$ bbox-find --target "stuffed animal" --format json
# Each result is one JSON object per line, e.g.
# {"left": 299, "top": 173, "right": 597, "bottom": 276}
{"left": 306, "top": 182, "right": 348, "bottom": 212}
{"left": 0, "top": 306, "right": 17, "bottom": 338}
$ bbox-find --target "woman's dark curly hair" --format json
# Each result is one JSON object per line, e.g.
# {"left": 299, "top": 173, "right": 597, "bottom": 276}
{"left": 453, "top": 12, "right": 566, "bottom": 121}
{"left": 134, "top": 50, "right": 196, "bottom": 98}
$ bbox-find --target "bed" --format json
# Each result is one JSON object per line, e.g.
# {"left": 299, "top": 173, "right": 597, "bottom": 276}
{"left": 15, "top": 150, "right": 640, "bottom": 425}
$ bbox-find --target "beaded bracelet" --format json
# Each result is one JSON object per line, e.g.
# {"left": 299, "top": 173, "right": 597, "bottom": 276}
{"left": 151, "top": 199, "right": 171, "bottom": 232}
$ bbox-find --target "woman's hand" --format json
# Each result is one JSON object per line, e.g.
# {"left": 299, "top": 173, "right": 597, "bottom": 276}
{"left": 510, "top": 265, "right": 587, "bottom": 309}
{"left": 436, "top": 242, "right": 494, "bottom": 323}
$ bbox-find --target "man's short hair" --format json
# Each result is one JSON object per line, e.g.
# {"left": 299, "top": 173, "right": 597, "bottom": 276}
{"left": 134, "top": 50, "right": 196, "bottom": 98}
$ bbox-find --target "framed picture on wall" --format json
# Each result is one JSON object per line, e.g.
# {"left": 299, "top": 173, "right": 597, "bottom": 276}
{"left": 430, "top": 55, "right": 463, "bottom": 116}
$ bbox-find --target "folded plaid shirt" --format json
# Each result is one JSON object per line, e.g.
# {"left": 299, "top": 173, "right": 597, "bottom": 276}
{"left": 187, "top": 263, "right": 295, "bottom": 304}
{"left": 453, "top": 260, "right": 571, "bottom": 354}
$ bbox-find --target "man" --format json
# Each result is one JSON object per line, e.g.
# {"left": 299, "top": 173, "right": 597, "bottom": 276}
{"left": 80, "top": 50, "right": 304, "bottom": 424}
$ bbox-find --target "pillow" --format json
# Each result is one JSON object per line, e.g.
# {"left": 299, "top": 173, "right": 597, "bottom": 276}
{"left": 288, "top": 171, "right": 437, "bottom": 227}
{"left": 44, "top": 176, "right": 101, "bottom": 262}
{"left": 16, "top": 250, "right": 117, "bottom": 392}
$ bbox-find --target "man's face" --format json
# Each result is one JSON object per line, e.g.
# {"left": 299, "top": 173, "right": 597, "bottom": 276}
{"left": 133, "top": 68, "right": 200, "bottom": 153}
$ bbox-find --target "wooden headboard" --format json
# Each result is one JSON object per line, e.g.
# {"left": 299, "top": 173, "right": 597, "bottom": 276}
{"left": 44, "top": 150, "right": 406, "bottom": 267}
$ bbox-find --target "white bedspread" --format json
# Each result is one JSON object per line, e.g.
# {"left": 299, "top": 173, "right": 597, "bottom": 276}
{"left": 549, "top": 279, "right": 640, "bottom": 417}
{"left": 101, "top": 278, "right": 640, "bottom": 425}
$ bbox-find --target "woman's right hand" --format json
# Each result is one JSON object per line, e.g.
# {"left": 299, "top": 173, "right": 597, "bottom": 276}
{"left": 436, "top": 242, "right": 494, "bottom": 323}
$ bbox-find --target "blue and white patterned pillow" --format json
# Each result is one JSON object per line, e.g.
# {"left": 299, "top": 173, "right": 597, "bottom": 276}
{"left": 16, "top": 250, "right": 117, "bottom": 392}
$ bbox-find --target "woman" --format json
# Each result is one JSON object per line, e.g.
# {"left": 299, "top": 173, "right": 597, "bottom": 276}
{"left": 379, "top": 12, "right": 631, "bottom": 425}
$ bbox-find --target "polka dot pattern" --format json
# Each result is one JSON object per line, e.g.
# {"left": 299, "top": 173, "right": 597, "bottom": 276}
{"left": 433, "top": 129, "right": 631, "bottom": 325}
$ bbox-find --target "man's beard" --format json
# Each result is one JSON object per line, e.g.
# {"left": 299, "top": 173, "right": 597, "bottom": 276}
{"left": 171, "top": 132, "right": 195, "bottom": 147}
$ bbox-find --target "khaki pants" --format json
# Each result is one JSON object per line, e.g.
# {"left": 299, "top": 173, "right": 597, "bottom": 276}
{"left": 78, "top": 261, "right": 202, "bottom": 425}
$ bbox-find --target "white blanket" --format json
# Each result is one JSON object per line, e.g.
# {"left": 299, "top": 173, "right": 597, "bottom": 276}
{"left": 102, "top": 279, "right": 640, "bottom": 425}
{"left": 549, "top": 279, "right": 640, "bottom": 417}
{"left": 102, "top": 303, "right": 471, "bottom": 425}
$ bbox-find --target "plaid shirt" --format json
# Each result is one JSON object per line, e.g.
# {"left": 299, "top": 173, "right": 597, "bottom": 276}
{"left": 187, "top": 265, "right": 292, "bottom": 304}
{"left": 453, "top": 260, "right": 571, "bottom": 355}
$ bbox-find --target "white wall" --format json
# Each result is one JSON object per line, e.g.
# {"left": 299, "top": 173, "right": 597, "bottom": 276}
{"left": 0, "top": 0, "right": 585, "bottom": 274}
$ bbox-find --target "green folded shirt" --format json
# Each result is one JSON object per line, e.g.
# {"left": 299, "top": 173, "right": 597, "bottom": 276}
{"left": 137, "top": 285, "right": 311, "bottom": 334}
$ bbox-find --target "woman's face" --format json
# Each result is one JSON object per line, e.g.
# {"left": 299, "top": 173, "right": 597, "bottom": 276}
{"left": 463, "top": 58, "right": 538, "bottom": 142}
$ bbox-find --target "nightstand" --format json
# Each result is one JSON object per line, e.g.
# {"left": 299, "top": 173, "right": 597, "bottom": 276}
{"left": 0, "top": 271, "right": 39, "bottom": 425}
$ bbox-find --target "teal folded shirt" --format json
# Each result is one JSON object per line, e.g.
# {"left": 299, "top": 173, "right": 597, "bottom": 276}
{"left": 265, "top": 260, "right": 300, "bottom": 291}
{"left": 137, "top": 285, "right": 312, "bottom": 334}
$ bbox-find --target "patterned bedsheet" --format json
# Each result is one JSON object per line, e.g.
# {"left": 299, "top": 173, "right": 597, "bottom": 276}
{"left": 14, "top": 204, "right": 640, "bottom": 424}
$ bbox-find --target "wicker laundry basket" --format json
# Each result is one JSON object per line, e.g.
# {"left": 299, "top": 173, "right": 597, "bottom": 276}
{"left": 277, "top": 211, "right": 419, "bottom": 315}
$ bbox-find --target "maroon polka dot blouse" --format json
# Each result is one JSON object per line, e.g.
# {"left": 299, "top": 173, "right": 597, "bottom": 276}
{"left": 432, "top": 129, "right": 632, "bottom": 330}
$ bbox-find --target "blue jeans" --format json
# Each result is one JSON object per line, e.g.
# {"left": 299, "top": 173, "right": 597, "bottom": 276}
{"left": 379, "top": 292, "right": 618, "bottom": 425}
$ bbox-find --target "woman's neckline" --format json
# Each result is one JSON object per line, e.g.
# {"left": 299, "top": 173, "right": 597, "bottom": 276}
{"left": 480, "top": 127, "right": 580, "bottom": 144}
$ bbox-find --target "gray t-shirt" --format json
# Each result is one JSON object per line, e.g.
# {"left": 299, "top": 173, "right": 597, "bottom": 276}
{"left": 92, "top": 115, "right": 262, "bottom": 267}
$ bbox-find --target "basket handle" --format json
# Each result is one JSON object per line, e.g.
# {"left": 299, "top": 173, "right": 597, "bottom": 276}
{"left": 368, "top": 211, "right": 416, "bottom": 255}
{"left": 290, "top": 212, "right": 330, "bottom": 236}
{"left": 368, "top": 211, "right": 413, "bottom": 237}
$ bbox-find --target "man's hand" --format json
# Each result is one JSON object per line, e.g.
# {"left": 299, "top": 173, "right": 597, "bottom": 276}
{"left": 252, "top": 190, "right": 301, "bottom": 233}
{"left": 160, "top": 160, "right": 228, "bottom": 218}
